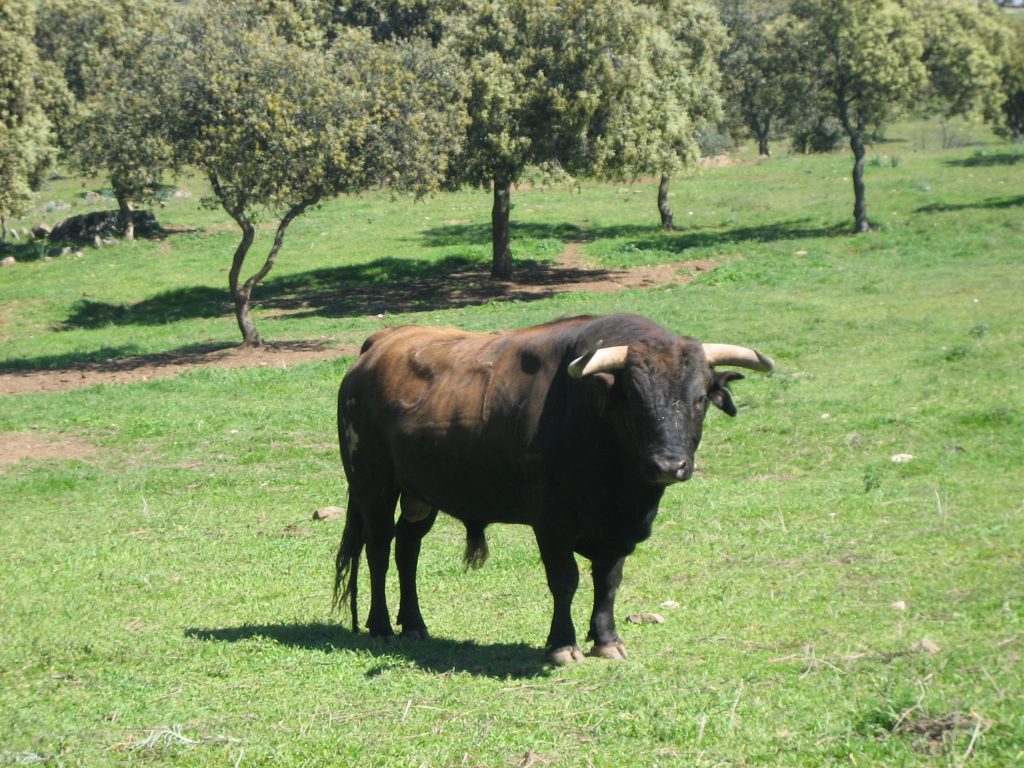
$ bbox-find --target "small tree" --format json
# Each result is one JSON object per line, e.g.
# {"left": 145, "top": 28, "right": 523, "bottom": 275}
{"left": 165, "top": 4, "right": 465, "bottom": 347}
{"left": 447, "top": 0, "right": 709, "bottom": 278}
{"left": 788, "top": 0, "right": 926, "bottom": 233}
{"left": 643, "top": 0, "right": 727, "bottom": 231}
{"left": 716, "top": 0, "right": 795, "bottom": 158}
{"left": 0, "top": 0, "right": 56, "bottom": 237}
{"left": 35, "top": 0, "right": 175, "bottom": 239}
{"left": 913, "top": 0, "right": 1009, "bottom": 147}
{"left": 994, "top": 22, "right": 1024, "bottom": 142}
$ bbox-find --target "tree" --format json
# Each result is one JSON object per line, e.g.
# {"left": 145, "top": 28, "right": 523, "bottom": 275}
{"left": 716, "top": 0, "right": 795, "bottom": 158}
{"left": 447, "top": 0, "right": 711, "bottom": 279}
{"left": 0, "top": 0, "right": 56, "bottom": 238}
{"left": 641, "top": 0, "right": 727, "bottom": 231}
{"left": 788, "top": 0, "right": 926, "bottom": 233}
{"left": 35, "top": 0, "right": 176, "bottom": 239}
{"left": 164, "top": 2, "right": 466, "bottom": 347}
{"left": 994, "top": 22, "right": 1024, "bottom": 141}
{"left": 912, "top": 0, "right": 1009, "bottom": 146}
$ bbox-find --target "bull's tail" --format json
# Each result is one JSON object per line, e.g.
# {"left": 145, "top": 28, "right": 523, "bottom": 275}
{"left": 333, "top": 504, "right": 363, "bottom": 632}
{"left": 464, "top": 522, "right": 489, "bottom": 569}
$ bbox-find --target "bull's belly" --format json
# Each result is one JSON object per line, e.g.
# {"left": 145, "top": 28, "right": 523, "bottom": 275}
{"left": 390, "top": 439, "right": 543, "bottom": 525}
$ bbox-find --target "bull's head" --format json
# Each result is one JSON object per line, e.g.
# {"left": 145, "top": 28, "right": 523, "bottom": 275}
{"left": 568, "top": 338, "right": 774, "bottom": 485}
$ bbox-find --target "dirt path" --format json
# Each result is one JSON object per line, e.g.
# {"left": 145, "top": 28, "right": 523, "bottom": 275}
{"left": 0, "top": 245, "right": 712, "bottom": 397}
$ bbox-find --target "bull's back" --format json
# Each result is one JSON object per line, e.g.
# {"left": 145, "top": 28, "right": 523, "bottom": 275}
{"left": 339, "top": 323, "right": 572, "bottom": 521}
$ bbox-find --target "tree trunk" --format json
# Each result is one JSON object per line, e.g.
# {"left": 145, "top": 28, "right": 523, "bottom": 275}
{"left": 657, "top": 175, "right": 675, "bottom": 231}
{"left": 225, "top": 198, "right": 313, "bottom": 348}
{"left": 757, "top": 122, "right": 771, "bottom": 157}
{"left": 837, "top": 93, "right": 869, "bottom": 234}
{"left": 849, "top": 132, "right": 869, "bottom": 233}
{"left": 116, "top": 192, "right": 134, "bottom": 241}
{"left": 491, "top": 178, "right": 512, "bottom": 280}
{"left": 227, "top": 218, "right": 260, "bottom": 347}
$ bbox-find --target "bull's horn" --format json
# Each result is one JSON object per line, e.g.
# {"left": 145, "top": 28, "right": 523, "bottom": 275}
{"left": 702, "top": 343, "right": 775, "bottom": 372}
{"left": 568, "top": 341, "right": 630, "bottom": 378}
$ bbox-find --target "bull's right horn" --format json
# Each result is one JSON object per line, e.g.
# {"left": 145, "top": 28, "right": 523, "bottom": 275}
{"left": 702, "top": 343, "right": 775, "bottom": 372}
{"left": 568, "top": 341, "right": 630, "bottom": 378}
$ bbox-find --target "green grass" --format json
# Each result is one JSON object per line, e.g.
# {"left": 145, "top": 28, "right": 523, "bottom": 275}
{"left": 1, "top": 119, "right": 1023, "bottom": 766}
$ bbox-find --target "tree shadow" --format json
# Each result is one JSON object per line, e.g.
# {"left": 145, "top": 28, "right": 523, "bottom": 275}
{"left": 184, "top": 622, "right": 551, "bottom": 680}
{"left": 63, "top": 286, "right": 230, "bottom": 329}
{"left": 56, "top": 217, "right": 846, "bottom": 336}
{"left": 944, "top": 152, "right": 1024, "bottom": 168}
{"left": 601, "top": 219, "right": 849, "bottom": 253}
{"left": 915, "top": 194, "right": 1024, "bottom": 214}
{"left": 419, "top": 221, "right": 587, "bottom": 248}
{"left": 58, "top": 253, "right": 624, "bottom": 330}
{"left": 418, "top": 218, "right": 846, "bottom": 254}
{"left": 0, "top": 339, "right": 329, "bottom": 376}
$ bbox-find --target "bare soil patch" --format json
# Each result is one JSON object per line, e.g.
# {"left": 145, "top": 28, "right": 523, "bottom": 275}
{"left": 0, "top": 431, "right": 99, "bottom": 465}
{"left": 1, "top": 244, "right": 712, "bottom": 395}
{"left": 0, "top": 340, "right": 358, "bottom": 396}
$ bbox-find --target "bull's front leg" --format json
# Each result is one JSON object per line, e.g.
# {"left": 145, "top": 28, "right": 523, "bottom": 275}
{"left": 534, "top": 528, "right": 584, "bottom": 665}
{"left": 588, "top": 556, "right": 628, "bottom": 660}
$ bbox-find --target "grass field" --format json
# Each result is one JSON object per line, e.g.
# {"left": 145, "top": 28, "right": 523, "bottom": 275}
{"left": 1, "top": 119, "right": 1022, "bottom": 766}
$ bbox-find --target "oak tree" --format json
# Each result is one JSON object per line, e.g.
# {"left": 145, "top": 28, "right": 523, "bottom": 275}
{"left": 0, "top": 0, "right": 56, "bottom": 238}
{"left": 165, "top": 2, "right": 466, "bottom": 346}
{"left": 788, "top": 0, "right": 926, "bottom": 233}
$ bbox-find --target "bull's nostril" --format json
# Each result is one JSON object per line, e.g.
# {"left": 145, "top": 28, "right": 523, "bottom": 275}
{"left": 651, "top": 456, "right": 692, "bottom": 484}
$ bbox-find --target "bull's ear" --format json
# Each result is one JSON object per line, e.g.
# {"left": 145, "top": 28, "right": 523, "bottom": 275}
{"left": 710, "top": 371, "right": 744, "bottom": 417}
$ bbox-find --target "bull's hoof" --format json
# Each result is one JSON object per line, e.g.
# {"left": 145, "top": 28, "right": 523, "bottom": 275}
{"left": 589, "top": 641, "right": 628, "bottom": 660}
{"left": 369, "top": 630, "right": 398, "bottom": 644}
{"left": 546, "top": 645, "right": 585, "bottom": 666}
{"left": 402, "top": 628, "right": 429, "bottom": 641}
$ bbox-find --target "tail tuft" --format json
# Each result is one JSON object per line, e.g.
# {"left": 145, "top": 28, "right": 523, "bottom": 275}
{"left": 463, "top": 522, "right": 489, "bottom": 570}
{"left": 333, "top": 505, "right": 363, "bottom": 632}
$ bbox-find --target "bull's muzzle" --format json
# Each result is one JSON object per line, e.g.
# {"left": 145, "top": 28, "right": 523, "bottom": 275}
{"left": 650, "top": 456, "right": 693, "bottom": 485}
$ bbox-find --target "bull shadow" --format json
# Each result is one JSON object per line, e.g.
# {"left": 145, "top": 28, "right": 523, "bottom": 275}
{"left": 185, "top": 622, "right": 552, "bottom": 680}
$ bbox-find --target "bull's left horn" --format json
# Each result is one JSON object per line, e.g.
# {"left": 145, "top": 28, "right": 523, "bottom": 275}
{"left": 568, "top": 342, "right": 630, "bottom": 378}
{"left": 702, "top": 343, "right": 775, "bottom": 372}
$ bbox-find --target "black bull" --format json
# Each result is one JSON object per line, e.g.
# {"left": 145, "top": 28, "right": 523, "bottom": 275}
{"left": 333, "top": 314, "right": 773, "bottom": 664}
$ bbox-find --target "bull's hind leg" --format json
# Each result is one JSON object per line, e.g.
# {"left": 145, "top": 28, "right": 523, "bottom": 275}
{"left": 356, "top": 487, "right": 400, "bottom": 640}
{"left": 395, "top": 506, "right": 438, "bottom": 639}
{"left": 587, "top": 557, "right": 628, "bottom": 660}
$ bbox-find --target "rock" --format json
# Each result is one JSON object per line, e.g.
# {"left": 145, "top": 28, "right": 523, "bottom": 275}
{"left": 660, "top": 600, "right": 680, "bottom": 609}
{"left": 891, "top": 454, "right": 914, "bottom": 463}
{"left": 1, "top": 256, "right": 15, "bottom": 267}
{"left": 912, "top": 638, "right": 940, "bottom": 655}
{"left": 891, "top": 600, "right": 907, "bottom": 611}
{"left": 313, "top": 506, "right": 345, "bottom": 521}
{"left": 32, "top": 222, "right": 51, "bottom": 239}
{"left": 626, "top": 613, "right": 665, "bottom": 625}
{"left": 49, "top": 209, "right": 161, "bottom": 243}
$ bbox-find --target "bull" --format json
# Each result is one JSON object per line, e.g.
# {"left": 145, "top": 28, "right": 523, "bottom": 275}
{"left": 333, "top": 313, "right": 773, "bottom": 663}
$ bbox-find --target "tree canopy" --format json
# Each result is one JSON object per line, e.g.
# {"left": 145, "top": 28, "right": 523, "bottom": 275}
{"left": 447, "top": 0, "right": 726, "bottom": 278}
{"left": 162, "top": 0, "right": 466, "bottom": 346}
{"left": 0, "top": 0, "right": 56, "bottom": 236}
{"left": 716, "top": 0, "right": 796, "bottom": 157}
{"left": 786, "top": 0, "right": 927, "bottom": 232}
